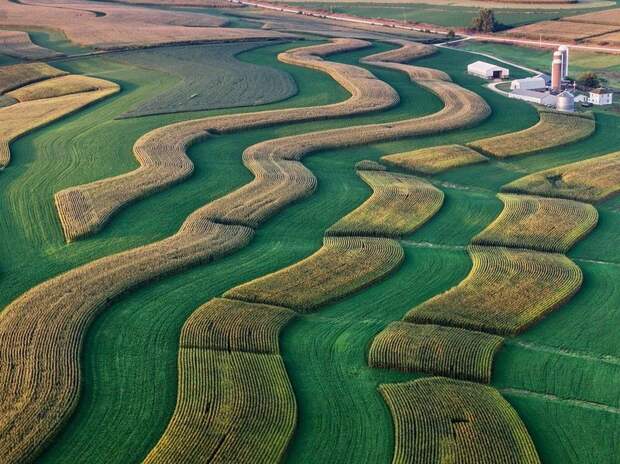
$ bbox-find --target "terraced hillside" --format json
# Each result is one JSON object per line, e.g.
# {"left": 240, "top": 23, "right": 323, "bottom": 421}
{"left": 0, "top": 11, "right": 618, "bottom": 464}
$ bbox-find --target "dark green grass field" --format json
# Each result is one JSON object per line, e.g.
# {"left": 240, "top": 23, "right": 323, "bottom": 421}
{"left": 1, "top": 33, "right": 619, "bottom": 463}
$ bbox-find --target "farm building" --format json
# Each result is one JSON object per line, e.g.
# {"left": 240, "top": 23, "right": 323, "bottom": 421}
{"left": 556, "top": 91, "right": 575, "bottom": 112}
{"left": 588, "top": 88, "right": 613, "bottom": 105}
{"left": 511, "top": 77, "right": 546, "bottom": 91}
{"left": 467, "top": 61, "right": 509, "bottom": 80}
{"left": 509, "top": 89, "right": 557, "bottom": 106}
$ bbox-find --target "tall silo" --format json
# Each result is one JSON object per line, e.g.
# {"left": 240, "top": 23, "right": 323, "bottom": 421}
{"left": 559, "top": 45, "right": 569, "bottom": 79}
{"left": 551, "top": 51, "right": 562, "bottom": 92}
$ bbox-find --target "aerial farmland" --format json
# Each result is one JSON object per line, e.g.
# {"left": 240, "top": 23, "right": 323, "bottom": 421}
{"left": 0, "top": 0, "right": 618, "bottom": 463}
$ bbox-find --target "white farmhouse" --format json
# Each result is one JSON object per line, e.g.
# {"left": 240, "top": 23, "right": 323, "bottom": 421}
{"left": 467, "top": 61, "right": 509, "bottom": 80}
{"left": 587, "top": 88, "right": 613, "bottom": 105}
{"left": 510, "top": 77, "right": 546, "bottom": 91}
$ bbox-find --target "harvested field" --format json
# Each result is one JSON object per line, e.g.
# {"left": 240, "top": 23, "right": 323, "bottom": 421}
{"left": 0, "top": 30, "right": 59, "bottom": 60}
{"left": 116, "top": 42, "right": 297, "bottom": 117}
{"left": 326, "top": 168, "right": 444, "bottom": 237}
{"left": 0, "top": 0, "right": 288, "bottom": 49}
{"left": 7, "top": 75, "right": 119, "bottom": 102}
{"left": 586, "top": 31, "right": 620, "bottom": 46}
{"left": 380, "top": 377, "right": 540, "bottom": 464}
{"left": 561, "top": 8, "right": 620, "bottom": 26}
{"left": 224, "top": 236, "right": 404, "bottom": 312}
{"left": 468, "top": 109, "right": 595, "bottom": 158}
{"left": 0, "top": 218, "right": 253, "bottom": 462}
{"left": 369, "top": 322, "right": 503, "bottom": 383}
{"left": 0, "top": 62, "right": 67, "bottom": 94}
{"left": 405, "top": 245, "right": 583, "bottom": 335}
{"left": 473, "top": 193, "right": 599, "bottom": 253}
{"left": 142, "top": 350, "right": 295, "bottom": 464}
{"left": 180, "top": 297, "right": 294, "bottom": 353}
{"left": 504, "top": 20, "right": 620, "bottom": 42}
{"left": 54, "top": 38, "right": 400, "bottom": 240}
{"left": 502, "top": 150, "right": 620, "bottom": 202}
{"left": 382, "top": 144, "right": 487, "bottom": 174}
{"left": 0, "top": 81, "right": 120, "bottom": 168}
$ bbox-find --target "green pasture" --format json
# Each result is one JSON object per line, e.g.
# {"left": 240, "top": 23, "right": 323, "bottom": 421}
{"left": 1, "top": 34, "right": 618, "bottom": 464}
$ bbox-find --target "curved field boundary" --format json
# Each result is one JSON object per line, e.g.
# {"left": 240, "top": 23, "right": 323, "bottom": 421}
{"left": 369, "top": 322, "right": 503, "bottom": 383}
{"left": 467, "top": 109, "right": 595, "bottom": 158}
{"left": 472, "top": 193, "right": 599, "bottom": 253}
{"left": 502, "top": 150, "right": 620, "bottom": 203}
{"left": 382, "top": 144, "right": 488, "bottom": 175}
{"left": 146, "top": 163, "right": 445, "bottom": 462}
{"left": 6, "top": 75, "right": 118, "bottom": 102}
{"left": 0, "top": 62, "right": 67, "bottom": 94}
{"left": 54, "top": 38, "right": 400, "bottom": 241}
{"left": 0, "top": 41, "right": 492, "bottom": 463}
{"left": 326, "top": 169, "right": 444, "bottom": 237}
{"left": 0, "top": 30, "right": 60, "bottom": 60}
{"left": 0, "top": 77, "right": 120, "bottom": 169}
{"left": 380, "top": 377, "right": 540, "bottom": 464}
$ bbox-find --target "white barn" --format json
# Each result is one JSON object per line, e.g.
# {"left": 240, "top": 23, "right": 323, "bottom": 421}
{"left": 510, "top": 77, "right": 546, "bottom": 91}
{"left": 588, "top": 88, "right": 613, "bottom": 105}
{"left": 509, "top": 89, "right": 557, "bottom": 106}
{"left": 467, "top": 61, "right": 509, "bottom": 80}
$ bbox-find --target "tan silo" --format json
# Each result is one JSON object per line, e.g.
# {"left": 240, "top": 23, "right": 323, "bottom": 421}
{"left": 551, "top": 51, "right": 562, "bottom": 92}
{"left": 558, "top": 45, "right": 569, "bottom": 79}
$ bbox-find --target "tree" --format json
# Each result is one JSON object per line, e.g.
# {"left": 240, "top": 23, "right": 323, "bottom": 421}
{"left": 471, "top": 9, "right": 497, "bottom": 33}
{"left": 576, "top": 72, "right": 600, "bottom": 89}
{"left": 447, "top": 29, "right": 456, "bottom": 39}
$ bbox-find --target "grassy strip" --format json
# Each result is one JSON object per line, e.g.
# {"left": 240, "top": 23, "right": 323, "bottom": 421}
{"left": 405, "top": 245, "right": 583, "bottom": 336}
{"left": 225, "top": 236, "right": 405, "bottom": 312}
{"left": 0, "top": 62, "right": 66, "bottom": 94}
{"left": 0, "top": 79, "right": 120, "bottom": 168}
{"left": 382, "top": 144, "right": 487, "bottom": 175}
{"left": 380, "top": 377, "right": 540, "bottom": 463}
{"left": 326, "top": 167, "right": 444, "bottom": 237}
{"left": 502, "top": 150, "right": 620, "bottom": 203}
{"left": 468, "top": 109, "right": 595, "bottom": 158}
{"left": 0, "top": 30, "right": 60, "bottom": 60}
{"left": 53, "top": 38, "right": 400, "bottom": 241}
{"left": 473, "top": 193, "right": 599, "bottom": 253}
{"left": 369, "top": 322, "right": 503, "bottom": 383}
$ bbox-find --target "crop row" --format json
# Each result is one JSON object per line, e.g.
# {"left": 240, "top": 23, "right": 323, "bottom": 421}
{"left": 382, "top": 144, "right": 488, "bottom": 175}
{"left": 369, "top": 322, "right": 503, "bottom": 383}
{"left": 0, "top": 40, "right": 492, "bottom": 462}
{"left": 0, "top": 62, "right": 66, "bottom": 94}
{"left": 1, "top": 68, "right": 120, "bottom": 168}
{"left": 380, "top": 377, "right": 540, "bottom": 463}
{"left": 326, "top": 168, "right": 444, "bottom": 237}
{"left": 406, "top": 245, "right": 583, "bottom": 336}
{"left": 468, "top": 109, "right": 595, "bottom": 158}
{"left": 472, "top": 193, "right": 599, "bottom": 253}
{"left": 503, "top": 150, "right": 620, "bottom": 203}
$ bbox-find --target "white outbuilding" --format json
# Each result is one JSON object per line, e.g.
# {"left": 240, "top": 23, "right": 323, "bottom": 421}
{"left": 509, "top": 89, "right": 557, "bottom": 106}
{"left": 588, "top": 88, "right": 613, "bottom": 105}
{"left": 510, "top": 77, "right": 546, "bottom": 91}
{"left": 467, "top": 61, "right": 509, "bottom": 80}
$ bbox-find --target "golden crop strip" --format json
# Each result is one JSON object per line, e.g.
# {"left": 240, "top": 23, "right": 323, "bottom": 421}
{"left": 6, "top": 75, "right": 117, "bottom": 102}
{"left": 0, "top": 62, "right": 67, "bottom": 94}
{"left": 225, "top": 236, "right": 405, "bottom": 312}
{"left": 468, "top": 109, "right": 595, "bottom": 158}
{"left": 53, "top": 38, "right": 401, "bottom": 241}
{"left": 0, "top": 78, "right": 120, "bottom": 168}
{"left": 503, "top": 150, "right": 620, "bottom": 203}
{"left": 382, "top": 144, "right": 488, "bottom": 175}
{"left": 0, "top": 41, "right": 493, "bottom": 462}
{"left": 380, "top": 377, "right": 540, "bottom": 464}
{"left": 406, "top": 245, "right": 583, "bottom": 336}
{"left": 473, "top": 193, "right": 599, "bottom": 253}
{"left": 369, "top": 322, "right": 503, "bottom": 383}
{"left": 326, "top": 168, "right": 444, "bottom": 237}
